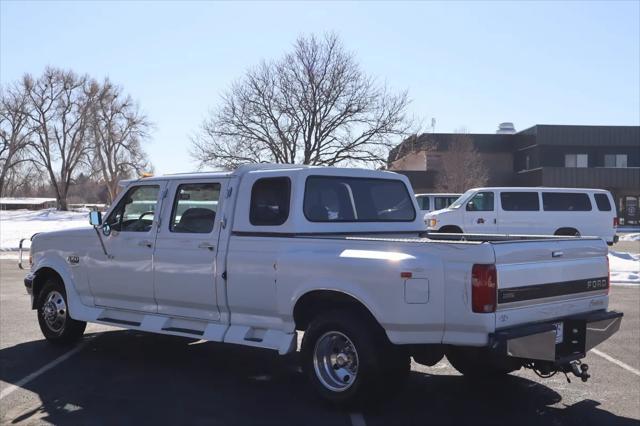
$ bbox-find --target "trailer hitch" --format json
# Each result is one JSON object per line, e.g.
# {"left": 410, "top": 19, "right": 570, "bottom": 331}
{"left": 563, "top": 361, "right": 590, "bottom": 383}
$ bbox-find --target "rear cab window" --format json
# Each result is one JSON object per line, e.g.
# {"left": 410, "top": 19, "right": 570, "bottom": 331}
{"left": 250, "top": 177, "right": 291, "bottom": 226}
{"left": 594, "top": 193, "right": 612, "bottom": 211}
{"left": 500, "top": 192, "right": 540, "bottom": 211}
{"left": 542, "top": 192, "right": 592, "bottom": 211}
{"left": 304, "top": 176, "right": 415, "bottom": 222}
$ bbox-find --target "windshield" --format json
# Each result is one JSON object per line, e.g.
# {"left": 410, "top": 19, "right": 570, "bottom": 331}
{"left": 448, "top": 190, "right": 476, "bottom": 209}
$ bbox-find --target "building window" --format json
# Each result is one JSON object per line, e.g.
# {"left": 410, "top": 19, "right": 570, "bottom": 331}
{"left": 565, "top": 154, "right": 588, "bottom": 168}
{"left": 525, "top": 154, "right": 531, "bottom": 170}
{"left": 604, "top": 154, "right": 627, "bottom": 168}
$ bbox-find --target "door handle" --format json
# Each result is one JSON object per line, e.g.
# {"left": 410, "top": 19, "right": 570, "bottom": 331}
{"left": 198, "top": 242, "right": 215, "bottom": 251}
{"left": 477, "top": 218, "right": 485, "bottom": 224}
{"left": 139, "top": 240, "right": 153, "bottom": 248}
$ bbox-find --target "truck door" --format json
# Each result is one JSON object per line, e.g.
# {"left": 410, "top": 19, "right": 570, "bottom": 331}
{"left": 87, "top": 181, "right": 166, "bottom": 312}
{"left": 463, "top": 191, "right": 498, "bottom": 234}
{"left": 152, "top": 179, "right": 226, "bottom": 321}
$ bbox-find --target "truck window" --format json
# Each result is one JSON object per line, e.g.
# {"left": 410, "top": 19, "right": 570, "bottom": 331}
{"left": 500, "top": 192, "right": 540, "bottom": 211}
{"left": 304, "top": 176, "right": 415, "bottom": 222}
{"left": 106, "top": 185, "right": 160, "bottom": 232}
{"left": 542, "top": 192, "right": 592, "bottom": 211}
{"left": 416, "top": 196, "right": 430, "bottom": 210}
{"left": 466, "top": 192, "right": 494, "bottom": 212}
{"left": 170, "top": 183, "right": 220, "bottom": 233}
{"left": 250, "top": 177, "right": 291, "bottom": 226}
{"left": 594, "top": 194, "right": 612, "bottom": 211}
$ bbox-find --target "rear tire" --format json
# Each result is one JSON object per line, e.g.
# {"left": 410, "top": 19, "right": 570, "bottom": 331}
{"left": 447, "top": 347, "right": 519, "bottom": 379}
{"left": 301, "top": 310, "right": 409, "bottom": 406}
{"left": 554, "top": 228, "right": 581, "bottom": 237}
{"left": 36, "top": 278, "right": 86, "bottom": 344}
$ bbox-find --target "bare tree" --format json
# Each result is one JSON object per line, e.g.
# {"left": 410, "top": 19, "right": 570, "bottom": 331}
{"left": 435, "top": 133, "right": 489, "bottom": 192}
{"left": 22, "top": 67, "right": 97, "bottom": 210}
{"left": 90, "top": 79, "right": 151, "bottom": 203}
{"left": 192, "top": 33, "right": 412, "bottom": 169}
{"left": 0, "top": 84, "right": 33, "bottom": 197}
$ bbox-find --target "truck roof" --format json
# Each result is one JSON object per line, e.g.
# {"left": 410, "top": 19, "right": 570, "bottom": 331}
{"left": 119, "top": 164, "right": 402, "bottom": 186}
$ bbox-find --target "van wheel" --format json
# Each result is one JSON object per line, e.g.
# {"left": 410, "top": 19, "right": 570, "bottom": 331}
{"left": 301, "top": 310, "right": 408, "bottom": 406}
{"left": 36, "top": 278, "right": 86, "bottom": 344}
{"left": 438, "top": 226, "right": 463, "bottom": 233}
{"left": 554, "top": 228, "right": 581, "bottom": 237}
{"left": 447, "top": 347, "right": 520, "bottom": 379}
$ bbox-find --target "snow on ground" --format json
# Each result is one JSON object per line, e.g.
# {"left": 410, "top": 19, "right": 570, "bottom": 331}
{"left": 608, "top": 251, "right": 640, "bottom": 285}
{"left": 619, "top": 233, "right": 640, "bottom": 241}
{"left": 0, "top": 209, "right": 90, "bottom": 254}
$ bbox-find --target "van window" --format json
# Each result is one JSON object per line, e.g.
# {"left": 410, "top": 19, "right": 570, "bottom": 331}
{"left": 435, "top": 196, "right": 459, "bottom": 210}
{"left": 250, "top": 177, "right": 291, "bottom": 226}
{"left": 594, "top": 194, "right": 612, "bottom": 211}
{"left": 416, "top": 196, "right": 430, "bottom": 210}
{"left": 170, "top": 183, "right": 220, "bottom": 233}
{"left": 106, "top": 185, "right": 160, "bottom": 232}
{"left": 466, "top": 192, "right": 494, "bottom": 212}
{"left": 500, "top": 192, "right": 540, "bottom": 211}
{"left": 542, "top": 192, "right": 592, "bottom": 211}
{"left": 304, "top": 176, "right": 416, "bottom": 222}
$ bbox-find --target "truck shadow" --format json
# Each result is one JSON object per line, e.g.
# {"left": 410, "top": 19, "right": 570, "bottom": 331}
{"left": 0, "top": 330, "right": 636, "bottom": 426}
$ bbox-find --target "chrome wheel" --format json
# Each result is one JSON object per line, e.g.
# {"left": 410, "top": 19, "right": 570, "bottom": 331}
{"left": 313, "top": 331, "right": 359, "bottom": 392}
{"left": 42, "top": 290, "right": 67, "bottom": 333}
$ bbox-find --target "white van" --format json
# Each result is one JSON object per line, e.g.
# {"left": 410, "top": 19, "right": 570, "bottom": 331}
{"left": 415, "top": 193, "right": 461, "bottom": 213}
{"left": 425, "top": 187, "right": 618, "bottom": 244}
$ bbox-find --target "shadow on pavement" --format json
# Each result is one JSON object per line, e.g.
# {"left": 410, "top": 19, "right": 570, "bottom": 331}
{"left": 0, "top": 330, "right": 637, "bottom": 425}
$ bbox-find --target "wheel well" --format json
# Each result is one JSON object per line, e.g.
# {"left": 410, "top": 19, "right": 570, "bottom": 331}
{"left": 31, "top": 267, "right": 63, "bottom": 309}
{"left": 439, "top": 225, "right": 463, "bottom": 233}
{"left": 293, "top": 290, "right": 380, "bottom": 332}
{"left": 554, "top": 227, "right": 580, "bottom": 236}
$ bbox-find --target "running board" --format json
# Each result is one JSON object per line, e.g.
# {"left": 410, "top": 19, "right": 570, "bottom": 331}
{"left": 97, "top": 317, "right": 141, "bottom": 327}
{"left": 162, "top": 327, "right": 204, "bottom": 336}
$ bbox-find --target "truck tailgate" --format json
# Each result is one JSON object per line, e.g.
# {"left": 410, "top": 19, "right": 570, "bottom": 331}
{"left": 492, "top": 237, "right": 609, "bottom": 329}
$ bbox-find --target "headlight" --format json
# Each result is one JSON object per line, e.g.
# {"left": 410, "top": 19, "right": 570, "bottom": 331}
{"left": 428, "top": 218, "right": 438, "bottom": 228}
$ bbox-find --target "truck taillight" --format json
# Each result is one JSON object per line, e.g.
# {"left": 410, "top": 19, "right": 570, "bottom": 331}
{"left": 472, "top": 264, "right": 497, "bottom": 313}
{"left": 613, "top": 217, "right": 619, "bottom": 227}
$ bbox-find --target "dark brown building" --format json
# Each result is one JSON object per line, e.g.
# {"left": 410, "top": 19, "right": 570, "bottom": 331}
{"left": 389, "top": 125, "right": 640, "bottom": 225}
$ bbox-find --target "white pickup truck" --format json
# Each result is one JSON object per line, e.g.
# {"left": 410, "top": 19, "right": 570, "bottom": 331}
{"left": 21, "top": 165, "right": 622, "bottom": 405}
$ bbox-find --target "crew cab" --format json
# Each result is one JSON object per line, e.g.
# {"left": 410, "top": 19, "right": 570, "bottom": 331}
{"left": 21, "top": 165, "right": 622, "bottom": 405}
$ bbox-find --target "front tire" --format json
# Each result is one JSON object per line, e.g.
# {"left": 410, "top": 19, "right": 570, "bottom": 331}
{"left": 301, "top": 310, "right": 409, "bottom": 406}
{"left": 36, "top": 278, "right": 86, "bottom": 344}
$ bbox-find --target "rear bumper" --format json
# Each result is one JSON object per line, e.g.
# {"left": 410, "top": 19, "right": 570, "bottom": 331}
{"left": 489, "top": 310, "right": 623, "bottom": 363}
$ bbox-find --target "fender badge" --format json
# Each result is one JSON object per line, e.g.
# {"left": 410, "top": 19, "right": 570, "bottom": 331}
{"left": 67, "top": 255, "right": 80, "bottom": 265}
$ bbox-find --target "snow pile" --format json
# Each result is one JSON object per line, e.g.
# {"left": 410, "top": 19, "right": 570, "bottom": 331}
{"left": 0, "top": 209, "right": 90, "bottom": 251}
{"left": 619, "top": 233, "right": 640, "bottom": 242}
{"left": 608, "top": 251, "right": 640, "bottom": 285}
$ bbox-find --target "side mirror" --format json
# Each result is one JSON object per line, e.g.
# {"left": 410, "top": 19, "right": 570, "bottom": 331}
{"left": 89, "top": 211, "right": 103, "bottom": 226}
{"left": 466, "top": 202, "right": 475, "bottom": 212}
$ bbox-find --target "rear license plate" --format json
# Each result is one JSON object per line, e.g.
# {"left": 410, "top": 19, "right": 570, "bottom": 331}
{"left": 553, "top": 322, "right": 564, "bottom": 344}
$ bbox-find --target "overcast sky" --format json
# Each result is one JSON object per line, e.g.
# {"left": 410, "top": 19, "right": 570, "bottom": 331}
{"left": 2, "top": 1, "right": 639, "bottom": 174}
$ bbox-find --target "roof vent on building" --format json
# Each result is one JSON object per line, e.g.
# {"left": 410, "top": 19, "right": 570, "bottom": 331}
{"left": 496, "top": 122, "right": 516, "bottom": 134}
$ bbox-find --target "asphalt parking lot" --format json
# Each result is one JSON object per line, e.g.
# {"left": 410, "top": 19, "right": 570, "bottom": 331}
{"left": 1, "top": 259, "right": 639, "bottom": 425}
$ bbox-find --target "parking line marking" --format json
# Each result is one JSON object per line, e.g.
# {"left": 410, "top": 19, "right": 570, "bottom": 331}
{"left": 0, "top": 335, "right": 99, "bottom": 400}
{"left": 349, "top": 412, "right": 366, "bottom": 426}
{"left": 592, "top": 348, "right": 640, "bottom": 377}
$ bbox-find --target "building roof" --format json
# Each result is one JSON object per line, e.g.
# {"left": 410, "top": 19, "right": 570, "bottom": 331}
{"left": 0, "top": 197, "right": 56, "bottom": 205}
